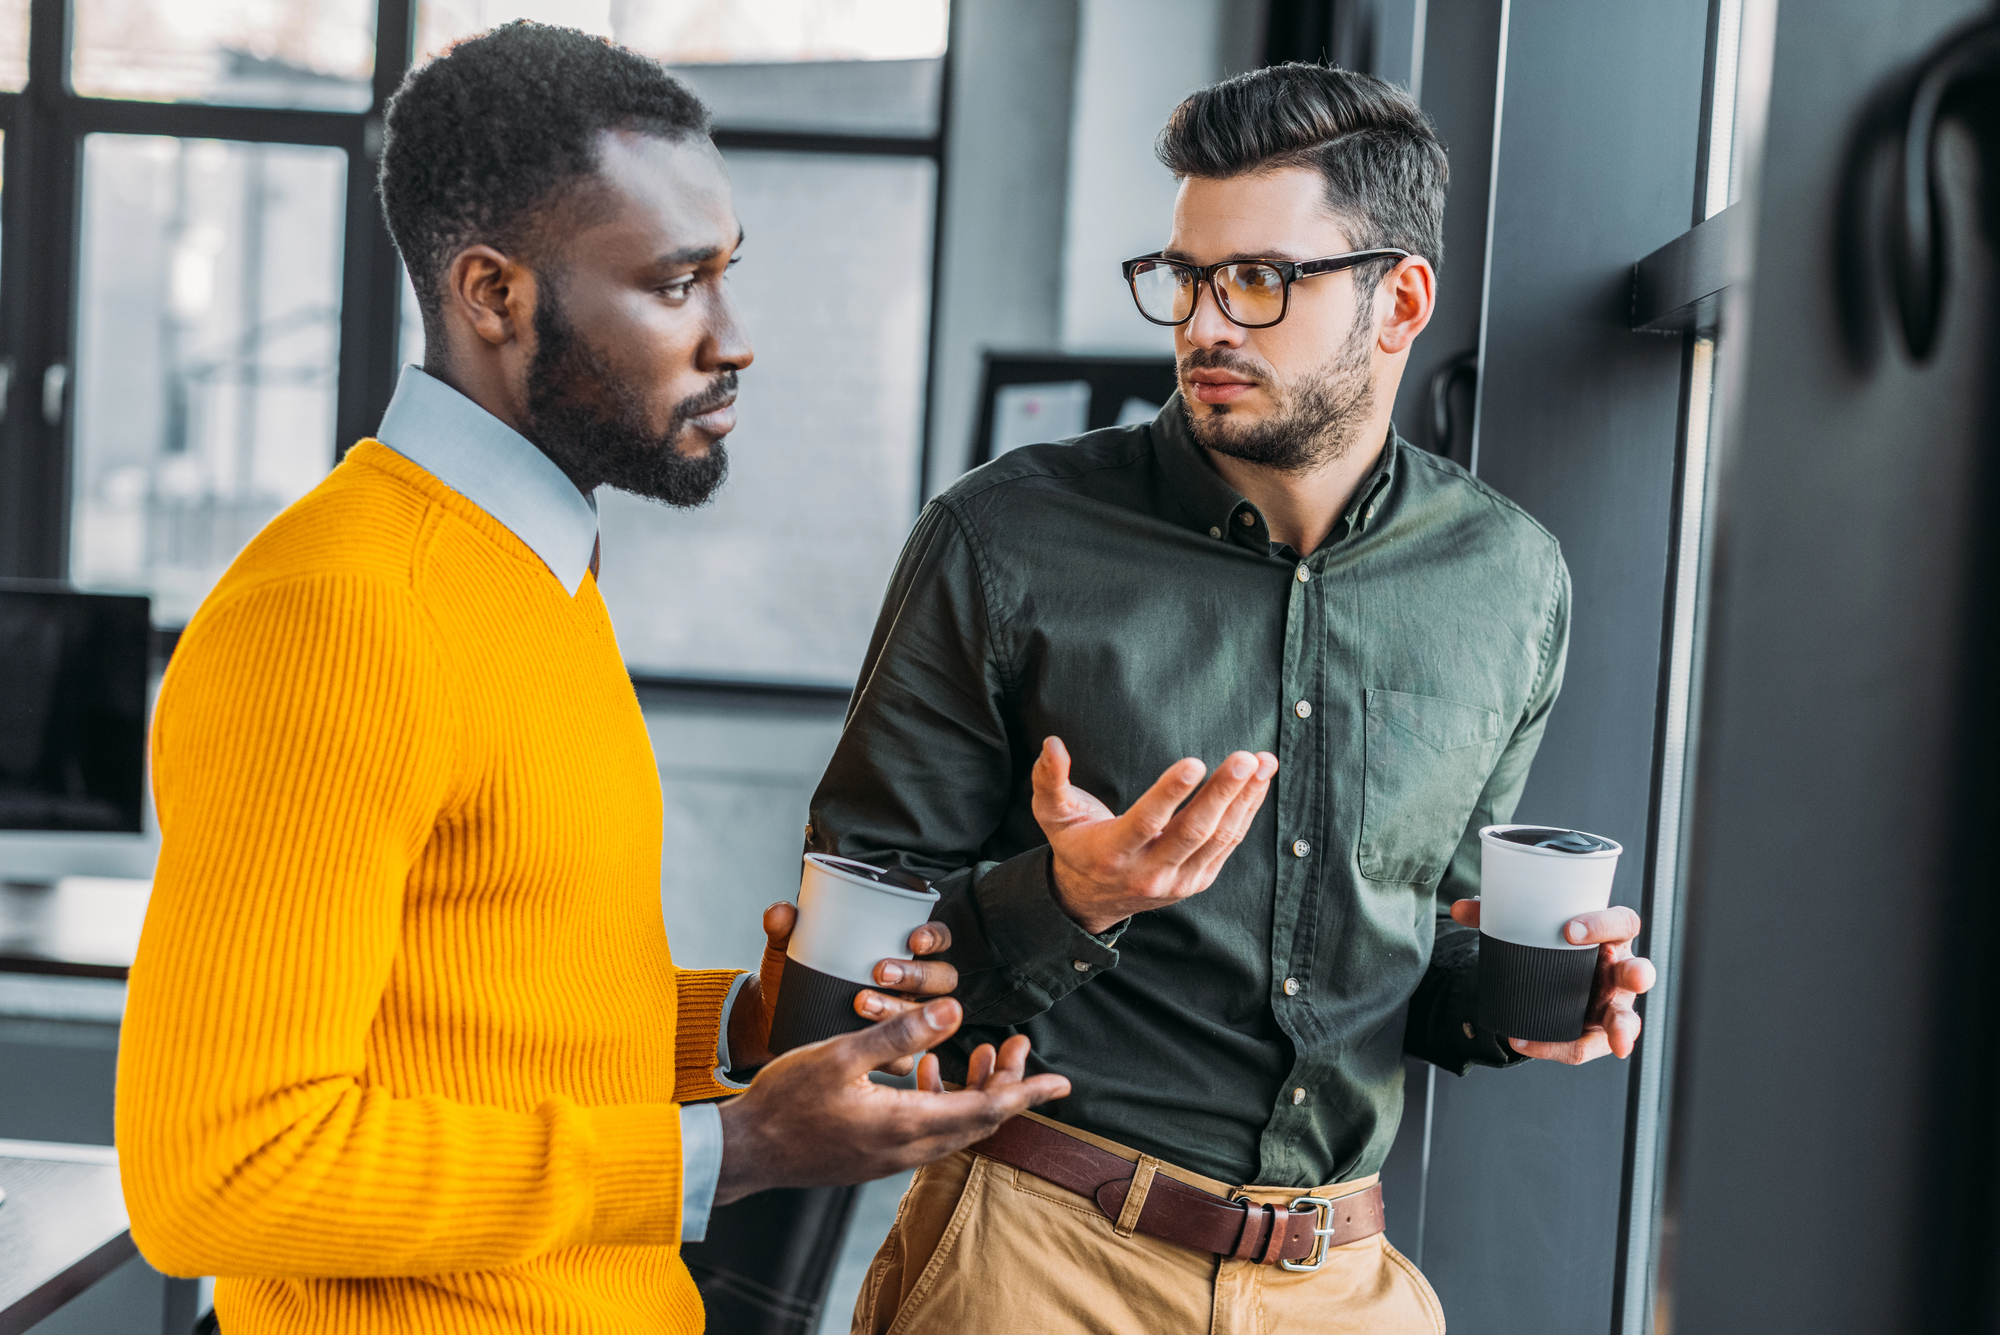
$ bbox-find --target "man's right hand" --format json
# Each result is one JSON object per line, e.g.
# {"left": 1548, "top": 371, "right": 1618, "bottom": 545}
{"left": 713, "top": 997, "right": 1069, "bottom": 1205}
{"left": 1032, "top": 736, "right": 1278, "bottom": 934}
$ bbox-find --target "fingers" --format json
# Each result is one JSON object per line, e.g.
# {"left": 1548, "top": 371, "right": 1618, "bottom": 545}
{"left": 1187, "top": 752, "right": 1278, "bottom": 882}
{"left": 1605, "top": 1005, "right": 1642, "bottom": 1058}
{"left": 909, "top": 921, "right": 951, "bottom": 956}
{"left": 1152, "top": 752, "right": 1257, "bottom": 861}
{"left": 965, "top": 1042, "right": 997, "bottom": 1088}
{"left": 917, "top": 1052, "right": 944, "bottom": 1093}
{"left": 836, "top": 997, "right": 961, "bottom": 1071}
{"left": 1562, "top": 905, "right": 1643, "bottom": 946}
{"left": 1508, "top": 1029, "right": 1611, "bottom": 1064}
{"left": 762, "top": 901, "right": 797, "bottom": 953}
{"left": 855, "top": 990, "right": 930, "bottom": 1021}
{"left": 873, "top": 956, "right": 958, "bottom": 995}
{"left": 1449, "top": 898, "right": 1481, "bottom": 927}
{"left": 1120, "top": 756, "right": 1210, "bottom": 843}
{"left": 993, "top": 1033, "right": 1032, "bottom": 1083}
{"left": 972, "top": 1071, "right": 1072, "bottom": 1116}
{"left": 1510, "top": 1006, "right": 1647, "bottom": 1064}
{"left": 1613, "top": 955, "right": 1657, "bottom": 995}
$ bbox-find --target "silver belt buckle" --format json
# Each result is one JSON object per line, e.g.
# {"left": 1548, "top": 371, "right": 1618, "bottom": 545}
{"left": 1278, "top": 1195, "right": 1337, "bottom": 1272}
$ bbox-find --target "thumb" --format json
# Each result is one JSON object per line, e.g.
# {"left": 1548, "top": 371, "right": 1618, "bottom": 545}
{"left": 1450, "top": 898, "right": 1481, "bottom": 928}
{"left": 834, "top": 997, "right": 963, "bottom": 1073}
{"left": 762, "top": 901, "right": 797, "bottom": 956}
{"left": 1032, "top": 737, "right": 1081, "bottom": 823}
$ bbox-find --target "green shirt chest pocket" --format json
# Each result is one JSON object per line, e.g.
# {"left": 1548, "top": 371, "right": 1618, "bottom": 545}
{"left": 1358, "top": 688, "right": 1507, "bottom": 884}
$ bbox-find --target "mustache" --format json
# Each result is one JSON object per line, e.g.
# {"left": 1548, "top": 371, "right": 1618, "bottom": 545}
{"left": 673, "top": 372, "right": 740, "bottom": 425}
{"left": 1177, "top": 347, "right": 1271, "bottom": 383}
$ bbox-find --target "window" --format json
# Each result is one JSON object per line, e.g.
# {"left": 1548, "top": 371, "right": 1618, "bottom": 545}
{"left": 410, "top": 0, "right": 950, "bottom": 687}
{"left": 595, "top": 148, "right": 935, "bottom": 683}
{"left": 71, "top": 0, "right": 375, "bottom": 110}
{"left": 70, "top": 136, "right": 348, "bottom": 624}
{"left": 0, "top": 0, "right": 949, "bottom": 695}
{"left": 1625, "top": 2, "right": 1752, "bottom": 1331}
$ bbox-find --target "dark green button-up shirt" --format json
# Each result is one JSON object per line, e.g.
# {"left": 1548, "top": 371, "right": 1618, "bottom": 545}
{"left": 807, "top": 398, "right": 1569, "bottom": 1188}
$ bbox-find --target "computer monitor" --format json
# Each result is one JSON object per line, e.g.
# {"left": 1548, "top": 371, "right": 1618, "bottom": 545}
{"left": 0, "top": 585, "right": 150, "bottom": 833}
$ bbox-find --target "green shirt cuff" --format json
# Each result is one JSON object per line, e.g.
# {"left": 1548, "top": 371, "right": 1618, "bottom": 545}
{"left": 975, "top": 847, "right": 1123, "bottom": 1008}
{"left": 1404, "top": 924, "right": 1531, "bottom": 1075}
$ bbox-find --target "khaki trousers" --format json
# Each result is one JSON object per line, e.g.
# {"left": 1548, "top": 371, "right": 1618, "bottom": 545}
{"left": 852, "top": 1117, "right": 1444, "bottom": 1335}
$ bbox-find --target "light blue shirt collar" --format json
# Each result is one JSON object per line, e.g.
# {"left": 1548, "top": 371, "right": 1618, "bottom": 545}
{"left": 375, "top": 365, "right": 599, "bottom": 595}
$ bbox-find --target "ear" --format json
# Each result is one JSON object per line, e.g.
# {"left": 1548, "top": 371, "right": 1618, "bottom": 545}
{"left": 1376, "top": 256, "right": 1436, "bottom": 355}
{"left": 444, "top": 244, "right": 536, "bottom": 350}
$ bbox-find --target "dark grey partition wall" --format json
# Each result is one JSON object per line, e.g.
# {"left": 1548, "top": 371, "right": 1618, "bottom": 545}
{"left": 1393, "top": 0, "right": 1503, "bottom": 463}
{"left": 1413, "top": 3, "right": 1709, "bottom": 1332}
{"left": 1668, "top": 0, "right": 2000, "bottom": 1329}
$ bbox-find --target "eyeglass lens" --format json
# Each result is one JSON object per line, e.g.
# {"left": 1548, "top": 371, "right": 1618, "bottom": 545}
{"left": 1129, "top": 260, "right": 1288, "bottom": 327}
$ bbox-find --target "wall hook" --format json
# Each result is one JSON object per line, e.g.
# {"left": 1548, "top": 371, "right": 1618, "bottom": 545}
{"left": 1884, "top": 12, "right": 2000, "bottom": 361}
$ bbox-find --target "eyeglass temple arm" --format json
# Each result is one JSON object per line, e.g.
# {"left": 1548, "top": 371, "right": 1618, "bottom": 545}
{"left": 1294, "top": 248, "right": 1414, "bottom": 277}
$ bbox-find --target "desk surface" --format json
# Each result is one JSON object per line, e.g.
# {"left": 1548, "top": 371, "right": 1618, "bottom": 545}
{"left": 0, "top": 878, "right": 148, "bottom": 980}
{"left": 0, "top": 1140, "right": 134, "bottom": 1335}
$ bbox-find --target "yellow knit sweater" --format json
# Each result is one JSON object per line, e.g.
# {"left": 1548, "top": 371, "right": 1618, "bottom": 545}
{"left": 117, "top": 441, "right": 740, "bottom": 1334}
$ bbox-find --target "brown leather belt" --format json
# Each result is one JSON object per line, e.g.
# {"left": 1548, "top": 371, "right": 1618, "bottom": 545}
{"left": 967, "top": 1116, "right": 1384, "bottom": 1271}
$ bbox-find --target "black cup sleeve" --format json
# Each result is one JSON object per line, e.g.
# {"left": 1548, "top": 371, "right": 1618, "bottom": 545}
{"left": 1476, "top": 935, "right": 1598, "bottom": 1043}
{"left": 766, "top": 957, "right": 874, "bottom": 1055}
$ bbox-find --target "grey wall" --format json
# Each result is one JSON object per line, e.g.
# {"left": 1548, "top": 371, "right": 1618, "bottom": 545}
{"left": 1668, "top": 1, "right": 1998, "bottom": 1329}
{"left": 647, "top": 695, "right": 847, "bottom": 971}
{"left": 922, "top": 0, "right": 1082, "bottom": 495}
{"left": 924, "top": 0, "right": 1269, "bottom": 491}
{"left": 1395, "top": 0, "right": 1504, "bottom": 461}
{"left": 1057, "top": 0, "right": 1266, "bottom": 354}
{"left": 1415, "top": 3, "right": 1710, "bottom": 1332}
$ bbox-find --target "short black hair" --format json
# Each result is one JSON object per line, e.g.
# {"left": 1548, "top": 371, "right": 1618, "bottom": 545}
{"left": 1157, "top": 64, "right": 1447, "bottom": 274}
{"left": 379, "top": 21, "right": 711, "bottom": 332}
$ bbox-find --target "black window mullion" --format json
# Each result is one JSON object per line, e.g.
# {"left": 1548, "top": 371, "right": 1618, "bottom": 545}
{"left": 0, "top": 0, "right": 79, "bottom": 580}
{"left": 338, "top": 0, "right": 416, "bottom": 457}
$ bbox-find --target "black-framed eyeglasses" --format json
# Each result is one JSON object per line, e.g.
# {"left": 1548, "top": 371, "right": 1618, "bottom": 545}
{"left": 1121, "top": 249, "right": 1413, "bottom": 329}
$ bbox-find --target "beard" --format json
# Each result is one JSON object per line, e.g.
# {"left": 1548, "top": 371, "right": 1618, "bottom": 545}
{"left": 1179, "top": 300, "right": 1377, "bottom": 474}
{"left": 523, "top": 283, "right": 734, "bottom": 508}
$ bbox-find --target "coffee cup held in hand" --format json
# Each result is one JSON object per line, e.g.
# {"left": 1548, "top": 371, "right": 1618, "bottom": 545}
{"left": 1475, "top": 825, "right": 1624, "bottom": 1043}
{"left": 767, "top": 854, "right": 943, "bottom": 1056}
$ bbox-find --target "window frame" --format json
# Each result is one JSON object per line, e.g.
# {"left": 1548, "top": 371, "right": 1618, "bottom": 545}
{"left": 0, "top": 0, "right": 949, "bottom": 702}
{"left": 1612, "top": 1, "right": 1748, "bottom": 1329}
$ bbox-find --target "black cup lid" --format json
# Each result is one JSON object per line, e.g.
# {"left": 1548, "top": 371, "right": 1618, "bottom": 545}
{"left": 1493, "top": 826, "right": 1617, "bottom": 854}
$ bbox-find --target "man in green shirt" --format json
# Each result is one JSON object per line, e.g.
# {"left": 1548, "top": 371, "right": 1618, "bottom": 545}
{"left": 812, "top": 64, "right": 1655, "bottom": 1333}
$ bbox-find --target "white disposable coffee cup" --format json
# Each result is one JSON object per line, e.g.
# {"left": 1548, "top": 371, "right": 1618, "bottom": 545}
{"left": 1475, "top": 824, "right": 1623, "bottom": 1042}
{"left": 766, "top": 854, "right": 941, "bottom": 1055}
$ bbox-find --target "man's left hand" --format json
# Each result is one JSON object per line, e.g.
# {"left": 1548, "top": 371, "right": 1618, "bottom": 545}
{"left": 728, "top": 902, "right": 960, "bottom": 1074}
{"left": 1447, "top": 900, "right": 1657, "bottom": 1064}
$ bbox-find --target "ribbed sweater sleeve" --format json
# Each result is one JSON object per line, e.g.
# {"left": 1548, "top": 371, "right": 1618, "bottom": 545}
{"left": 117, "top": 573, "right": 686, "bottom": 1279}
{"left": 673, "top": 968, "right": 747, "bottom": 1102}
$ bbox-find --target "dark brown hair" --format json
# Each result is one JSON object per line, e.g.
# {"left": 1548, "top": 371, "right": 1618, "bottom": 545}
{"left": 1157, "top": 63, "right": 1447, "bottom": 275}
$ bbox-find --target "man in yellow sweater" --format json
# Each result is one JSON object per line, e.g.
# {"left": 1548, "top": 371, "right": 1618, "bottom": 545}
{"left": 115, "top": 22, "right": 1068, "bottom": 1334}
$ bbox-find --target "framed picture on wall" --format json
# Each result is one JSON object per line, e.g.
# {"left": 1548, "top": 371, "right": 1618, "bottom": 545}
{"left": 970, "top": 352, "right": 1179, "bottom": 468}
